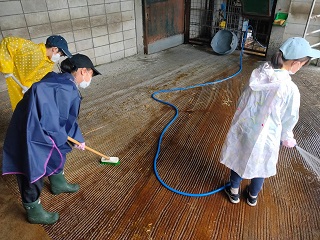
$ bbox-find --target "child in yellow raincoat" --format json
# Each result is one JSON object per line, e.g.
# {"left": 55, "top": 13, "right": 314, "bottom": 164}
{"left": 0, "top": 35, "right": 72, "bottom": 110}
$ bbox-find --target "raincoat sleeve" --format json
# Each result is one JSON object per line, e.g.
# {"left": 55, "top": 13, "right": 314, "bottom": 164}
{"left": 68, "top": 122, "right": 84, "bottom": 144}
{"left": 36, "top": 89, "right": 68, "bottom": 147}
{"left": 0, "top": 37, "right": 16, "bottom": 74}
{"left": 280, "top": 85, "right": 300, "bottom": 141}
{"left": 67, "top": 97, "right": 84, "bottom": 143}
{"left": 34, "top": 80, "right": 83, "bottom": 147}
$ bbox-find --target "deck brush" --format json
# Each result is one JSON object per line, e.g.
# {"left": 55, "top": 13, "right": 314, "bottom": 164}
{"left": 67, "top": 136, "right": 120, "bottom": 166}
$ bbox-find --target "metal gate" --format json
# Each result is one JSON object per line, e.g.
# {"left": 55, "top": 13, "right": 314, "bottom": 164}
{"left": 303, "top": 0, "right": 320, "bottom": 65}
{"left": 185, "top": 0, "right": 243, "bottom": 45}
{"left": 185, "top": 0, "right": 277, "bottom": 57}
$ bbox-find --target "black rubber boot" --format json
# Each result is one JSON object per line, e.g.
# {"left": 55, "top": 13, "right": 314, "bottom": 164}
{"left": 23, "top": 199, "right": 59, "bottom": 225}
{"left": 48, "top": 171, "right": 80, "bottom": 195}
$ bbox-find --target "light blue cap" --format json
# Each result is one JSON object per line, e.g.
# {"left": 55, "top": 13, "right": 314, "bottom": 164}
{"left": 280, "top": 37, "right": 320, "bottom": 60}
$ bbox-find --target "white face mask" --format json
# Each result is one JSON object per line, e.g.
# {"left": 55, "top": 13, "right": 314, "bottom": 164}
{"left": 79, "top": 76, "right": 92, "bottom": 89}
{"left": 288, "top": 66, "right": 295, "bottom": 75}
{"left": 288, "top": 61, "right": 302, "bottom": 75}
{"left": 51, "top": 53, "right": 61, "bottom": 63}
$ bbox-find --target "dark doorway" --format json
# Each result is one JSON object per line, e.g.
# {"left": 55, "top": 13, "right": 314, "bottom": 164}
{"left": 142, "top": 0, "right": 185, "bottom": 54}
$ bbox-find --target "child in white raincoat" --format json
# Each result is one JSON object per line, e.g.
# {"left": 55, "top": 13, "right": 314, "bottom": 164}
{"left": 220, "top": 37, "right": 320, "bottom": 206}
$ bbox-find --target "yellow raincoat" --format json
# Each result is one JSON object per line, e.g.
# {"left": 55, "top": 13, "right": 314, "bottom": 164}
{"left": 0, "top": 36, "right": 54, "bottom": 110}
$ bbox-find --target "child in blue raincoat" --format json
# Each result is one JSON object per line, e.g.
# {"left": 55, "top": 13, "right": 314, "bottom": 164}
{"left": 220, "top": 37, "right": 320, "bottom": 206}
{"left": 2, "top": 54, "right": 101, "bottom": 224}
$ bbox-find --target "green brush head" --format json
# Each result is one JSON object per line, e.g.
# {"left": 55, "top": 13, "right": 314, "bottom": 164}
{"left": 99, "top": 160, "right": 120, "bottom": 166}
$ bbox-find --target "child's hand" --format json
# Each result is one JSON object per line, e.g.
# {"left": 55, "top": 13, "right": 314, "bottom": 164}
{"left": 75, "top": 142, "right": 85, "bottom": 150}
{"left": 282, "top": 139, "right": 296, "bottom": 148}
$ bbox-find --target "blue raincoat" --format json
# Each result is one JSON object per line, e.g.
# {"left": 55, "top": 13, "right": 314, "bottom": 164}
{"left": 2, "top": 72, "right": 84, "bottom": 183}
{"left": 220, "top": 62, "right": 300, "bottom": 179}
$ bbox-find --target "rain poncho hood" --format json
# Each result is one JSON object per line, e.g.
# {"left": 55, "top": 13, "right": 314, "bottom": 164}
{"left": 2, "top": 72, "right": 84, "bottom": 183}
{"left": 220, "top": 62, "right": 300, "bottom": 178}
{"left": 0, "top": 36, "right": 54, "bottom": 110}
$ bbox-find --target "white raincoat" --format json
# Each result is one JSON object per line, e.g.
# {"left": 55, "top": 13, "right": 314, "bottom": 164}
{"left": 220, "top": 62, "right": 300, "bottom": 179}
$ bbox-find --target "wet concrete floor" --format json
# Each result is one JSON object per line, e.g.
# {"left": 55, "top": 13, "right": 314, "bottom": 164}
{"left": 0, "top": 44, "right": 319, "bottom": 239}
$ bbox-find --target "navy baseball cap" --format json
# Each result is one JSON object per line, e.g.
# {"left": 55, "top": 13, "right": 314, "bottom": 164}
{"left": 70, "top": 54, "right": 101, "bottom": 76}
{"left": 280, "top": 37, "right": 320, "bottom": 60}
{"left": 46, "top": 35, "right": 72, "bottom": 57}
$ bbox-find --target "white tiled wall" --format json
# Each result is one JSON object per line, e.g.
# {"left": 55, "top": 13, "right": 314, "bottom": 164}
{"left": 0, "top": 0, "right": 143, "bottom": 66}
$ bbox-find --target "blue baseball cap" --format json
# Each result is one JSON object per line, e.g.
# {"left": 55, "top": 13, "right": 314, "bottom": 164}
{"left": 70, "top": 54, "right": 101, "bottom": 76}
{"left": 46, "top": 35, "right": 72, "bottom": 57}
{"left": 280, "top": 37, "right": 320, "bottom": 60}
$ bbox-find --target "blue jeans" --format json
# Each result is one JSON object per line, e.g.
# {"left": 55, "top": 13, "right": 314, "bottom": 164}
{"left": 230, "top": 170, "right": 264, "bottom": 196}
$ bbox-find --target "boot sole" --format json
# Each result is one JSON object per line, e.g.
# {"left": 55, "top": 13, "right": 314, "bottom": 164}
{"left": 28, "top": 213, "right": 59, "bottom": 225}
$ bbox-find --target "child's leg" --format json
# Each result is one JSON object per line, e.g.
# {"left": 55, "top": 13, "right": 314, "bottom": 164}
{"left": 16, "top": 174, "right": 44, "bottom": 203}
{"left": 16, "top": 174, "right": 59, "bottom": 224}
{"left": 246, "top": 177, "right": 264, "bottom": 207}
{"left": 230, "top": 169, "right": 242, "bottom": 191}
{"left": 249, "top": 178, "right": 264, "bottom": 196}
{"left": 224, "top": 170, "right": 242, "bottom": 204}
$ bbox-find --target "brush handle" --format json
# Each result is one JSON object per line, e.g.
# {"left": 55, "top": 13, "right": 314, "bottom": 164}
{"left": 4, "top": 74, "right": 29, "bottom": 92}
{"left": 67, "top": 136, "right": 110, "bottom": 160}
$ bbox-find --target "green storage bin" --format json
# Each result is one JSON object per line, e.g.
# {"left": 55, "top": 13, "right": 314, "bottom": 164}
{"left": 273, "top": 12, "right": 288, "bottom": 26}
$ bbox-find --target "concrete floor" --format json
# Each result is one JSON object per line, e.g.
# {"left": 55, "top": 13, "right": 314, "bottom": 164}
{"left": 0, "top": 44, "right": 319, "bottom": 239}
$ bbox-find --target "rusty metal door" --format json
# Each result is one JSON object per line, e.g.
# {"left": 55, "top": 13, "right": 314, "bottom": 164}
{"left": 143, "top": 0, "right": 185, "bottom": 54}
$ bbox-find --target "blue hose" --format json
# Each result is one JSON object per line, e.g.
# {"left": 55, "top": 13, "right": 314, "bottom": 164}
{"left": 151, "top": 30, "right": 248, "bottom": 197}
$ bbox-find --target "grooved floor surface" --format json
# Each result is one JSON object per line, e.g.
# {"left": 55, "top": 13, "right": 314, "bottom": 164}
{"left": 0, "top": 45, "right": 319, "bottom": 240}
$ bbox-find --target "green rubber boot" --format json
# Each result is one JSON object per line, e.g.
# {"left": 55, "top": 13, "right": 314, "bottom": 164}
{"left": 23, "top": 199, "right": 59, "bottom": 225}
{"left": 48, "top": 171, "right": 80, "bottom": 195}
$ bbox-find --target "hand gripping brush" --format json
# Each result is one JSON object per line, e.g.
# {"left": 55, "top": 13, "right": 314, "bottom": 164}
{"left": 67, "top": 137, "right": 120, "bottom": 166}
